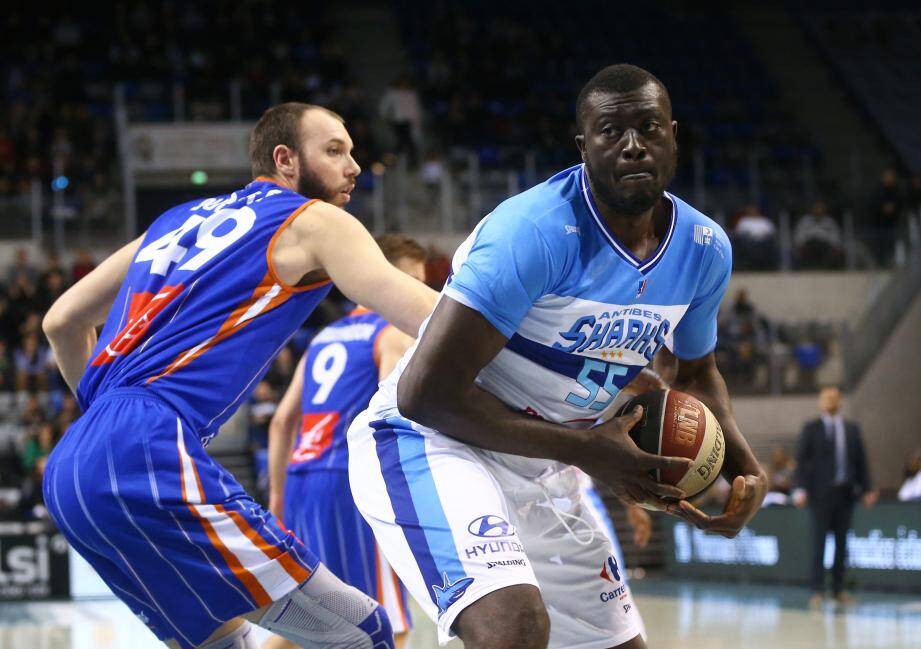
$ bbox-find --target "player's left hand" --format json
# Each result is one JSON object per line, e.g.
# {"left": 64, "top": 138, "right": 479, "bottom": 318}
{"left": 666, "top": 474, "right": 765, "bottom": 538}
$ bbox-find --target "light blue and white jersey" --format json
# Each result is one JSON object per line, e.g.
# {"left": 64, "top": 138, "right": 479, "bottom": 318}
{"left": 366, "top": 163, "right": 731, "bottom": 439}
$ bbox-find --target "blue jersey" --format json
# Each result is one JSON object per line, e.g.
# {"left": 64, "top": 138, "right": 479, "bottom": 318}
{"left": 78, "top": 179, "right": 332, "bottom": 443}
{"left": 368, "top": 163, "right": 731, "bottom": 441}
{"left": 289, "top": 309, "right": 389, "bottom": 472}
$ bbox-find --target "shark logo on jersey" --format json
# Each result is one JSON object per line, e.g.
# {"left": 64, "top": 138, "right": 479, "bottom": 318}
{"left": 432, "top": 573, "right": 475, "bottom": 615}
{"left": 552, "top": 309, "right": 670, "bottom": 361}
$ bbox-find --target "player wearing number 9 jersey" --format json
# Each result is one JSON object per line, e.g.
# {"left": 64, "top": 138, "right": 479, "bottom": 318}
{"left": 41, "top": 103, "right": 437, "bottom": 649}
{"left": 262, "top": 235, "right": 427, "bottom": 649}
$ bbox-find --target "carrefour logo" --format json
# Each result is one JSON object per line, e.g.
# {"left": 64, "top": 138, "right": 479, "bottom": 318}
{"left": 467, "top": 515, "right": 515, "bottom": 538}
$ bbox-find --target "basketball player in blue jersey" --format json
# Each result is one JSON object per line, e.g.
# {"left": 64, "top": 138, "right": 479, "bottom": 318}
{"left": 40, "top": 103, "right": 437, "bottom": 649}
{"left": 262, "top": 234, "right": 427, "bottom": 649}
{"left": 346, "top": 65, "right": 768, "bottom": 649}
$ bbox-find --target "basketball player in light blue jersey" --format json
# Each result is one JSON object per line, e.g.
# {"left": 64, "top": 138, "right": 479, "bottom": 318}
{"left": 41, "top": 103, "right": 437, "bottom": 649}
{"left": 263, "top": 235, "right": 427, "bottom": 649}
{"left": 347, "top": 65, "right": 767, "bottom": 649}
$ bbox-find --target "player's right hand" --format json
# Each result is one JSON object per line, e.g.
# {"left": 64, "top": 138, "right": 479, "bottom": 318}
{"left": 580, "top": 405, "right": 693, "bottom": 510}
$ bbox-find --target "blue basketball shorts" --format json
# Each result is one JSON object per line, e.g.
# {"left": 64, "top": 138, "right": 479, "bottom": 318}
{"left": 282, "top": 469, "right": 412, "bottom": 634}
{"left": 43, "top": 388, "right": 319, "bottom": 648}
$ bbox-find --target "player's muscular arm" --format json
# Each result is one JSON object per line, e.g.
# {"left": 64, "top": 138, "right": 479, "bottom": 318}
{"left": 42, "top": 237, "right": 142, "bottom": 394}
{"left": 272, "top": 201, "right": 437, "bottom": 336}
{"left": 668, "top": 353, "right": 767, "bottom": 537}
{"left": 267, "top": 355, "right": 305, "bottom": 519}
{"left": 398, "top": 297, "right": 691, "bottom": 507}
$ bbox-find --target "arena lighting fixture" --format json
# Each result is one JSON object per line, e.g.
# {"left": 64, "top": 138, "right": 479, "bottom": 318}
{"left": 190, "top": 170, "right": 208, "bottom": 185}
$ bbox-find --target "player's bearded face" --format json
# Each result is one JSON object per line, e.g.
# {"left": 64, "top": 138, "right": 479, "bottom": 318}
{"left": 580, "top": 85, "right": 677, "bottom": 217}
{"left": 295, "top": 151, "right": 341, "bottom": 205}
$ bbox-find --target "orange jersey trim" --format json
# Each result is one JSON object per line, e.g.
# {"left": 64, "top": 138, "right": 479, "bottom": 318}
{"left": 177, "top": 442, "right": 273, "bottom": 606}
{"left": 266, "top": 199, "right": 333, "bottom": 294}
{"left": 253, "top": 176, "right": 285, "bottom": 187}
{"left": 217, "top": 504, "right": 312, "bottom": 584}
{"left": 147, "top": 271, "right": 294, "bottom": 384}
{"left": 188, "top": 505, "right": 273, "bottom": 607}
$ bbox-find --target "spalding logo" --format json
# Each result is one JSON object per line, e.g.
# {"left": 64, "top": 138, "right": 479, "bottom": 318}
{"left": 467, "top": 515, "right": 515, "bottom": 538}
{"left": 696, "top": 422, "right": 724, "bottom": 480}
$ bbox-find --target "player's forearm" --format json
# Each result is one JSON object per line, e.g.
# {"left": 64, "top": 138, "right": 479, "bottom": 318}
{"left": 398, "top": 373, "right": 589, "bottom": 465}
{"left": 267, "top": 418, "right": 296, "bottom": 501}
{"left": 673, "top": 361, "right": 766, "bottom": 486}
{"left": 43, "top": 318, "right": 96, "bottom": 395}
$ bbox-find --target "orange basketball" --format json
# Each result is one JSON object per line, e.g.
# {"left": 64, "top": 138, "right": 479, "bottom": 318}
{"left": 616, "top": 389, "right": 725, "bottom": 502}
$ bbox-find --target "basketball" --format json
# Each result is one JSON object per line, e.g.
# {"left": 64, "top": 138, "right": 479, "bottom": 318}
{"left": 617, "top": 389, "right": 725, "bottom": 501}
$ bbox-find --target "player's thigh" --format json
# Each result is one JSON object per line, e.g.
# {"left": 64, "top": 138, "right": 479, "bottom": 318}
{"left": 488, "top": 461, "right": 646, "bottom": 649}
{"left": 348, "top": 413, "right": 541, "bottom": 645}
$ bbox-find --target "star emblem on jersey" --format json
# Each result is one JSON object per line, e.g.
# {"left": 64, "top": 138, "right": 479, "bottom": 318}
{"left": 432, "top": 573, "right": 475, "bottom": 615}
{"left": 600, "top": 555, "right": 621, "bottom": 583}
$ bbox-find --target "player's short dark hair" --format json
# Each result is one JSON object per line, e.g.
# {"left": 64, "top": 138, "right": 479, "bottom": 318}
{"left": 576, "top": 64, "right": 671, "bottom": 131}
{"left": 376, "top": 234, "right": 427, "bottom": 265}
{"left": 249, "top": 102, "right": 345, "bottom": 178}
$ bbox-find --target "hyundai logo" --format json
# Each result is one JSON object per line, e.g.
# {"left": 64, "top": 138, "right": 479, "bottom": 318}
{"left": 467, "top": 515, "right": 515, "bottom": 538}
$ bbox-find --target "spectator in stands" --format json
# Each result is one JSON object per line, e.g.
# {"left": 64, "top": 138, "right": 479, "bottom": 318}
{"left": 864, "top": 167, "right": 906, "bottom": 265}
{"left": 55, "top": 394, "right": 80, "bottom": 432}
{"left": 732, "top": 204, "right": 779, "bottom": 270}
{"left": 794, "top": 200, "right": 844, "bottom": 269}
{"left": 264, "top": 345, "right": 297, "bottom": 393}
{"left": 0, "top": 339, "right": 12, "bottom": 391}
{"left": 71, "top": 249, "right": 96, "bottom": 282}
{"left": 7, "top": 273, "right": 37, "bottom": 329}
{"left": 249, "top": 380, "right": 277, "bottom": 502}
{"left": 379, "top": 74, "right": 423, "bottom": 167}
{"left": 909, "top": 175, "right": 921, "bottom": 216}
{"left": 19, "top": 420, "right": 56, "bottom": 519}
{"left": 793, "top": 385, "right": 874, "bottom": 608}
{"left": 7, "top": 248, "right": 36, "bottom": 285}
{"left": 13, "top": 333, "right": 50, "bottom": 392}
{"left": 898, "top": 449, "right": 921, "bottom": 502}
{"left": 763, "top": 445, "right": 796, "bottom": 506}
{"left": 718, "top": 289, "right": 770, "bottom": 391}
{"left": 35, "top": 268, "right": 67, "bottom": 315}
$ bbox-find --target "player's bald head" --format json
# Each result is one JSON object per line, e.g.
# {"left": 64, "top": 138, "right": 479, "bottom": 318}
{"left": 576, "top": 64, "right": 671, "bottom": 132}
{"left": 249, "top": 102, "right": 345, "bottom": 178}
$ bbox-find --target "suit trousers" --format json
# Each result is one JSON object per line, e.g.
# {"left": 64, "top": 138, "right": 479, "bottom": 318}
{"left": 809, "top": 485, "right": 855, "bottom": 594}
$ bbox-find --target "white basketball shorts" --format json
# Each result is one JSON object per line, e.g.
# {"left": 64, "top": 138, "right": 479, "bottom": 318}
{"left": 347, "top": 411, "right": 645, "bottom": 648}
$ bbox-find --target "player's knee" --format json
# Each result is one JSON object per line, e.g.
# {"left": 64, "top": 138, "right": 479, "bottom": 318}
{"left": 255, "top": 563, "right": 394, "bottom": 648}
{"left": 457, "top": 590, "right": 550, "bottom": 649}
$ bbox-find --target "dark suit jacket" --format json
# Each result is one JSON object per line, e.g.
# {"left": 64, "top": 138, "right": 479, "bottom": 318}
{"left": 794, "top": 417, "right": 871, "bottom": 502}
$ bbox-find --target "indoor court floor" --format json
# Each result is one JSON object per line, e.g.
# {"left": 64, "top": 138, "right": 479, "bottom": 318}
{"left": 1, "top": 577, "right": 919, "bottom": 649}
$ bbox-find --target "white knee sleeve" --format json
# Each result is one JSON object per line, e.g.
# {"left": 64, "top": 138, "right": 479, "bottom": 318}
{"left": 256, "top": 563, "right": 393, "bottom": 649}
{"left": 197, "top": 620, "right": 258, "bottom": 648}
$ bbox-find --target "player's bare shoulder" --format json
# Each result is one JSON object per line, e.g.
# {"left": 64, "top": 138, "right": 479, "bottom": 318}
{"left": 270, "top": 200, "right": 355, "bottom": 286}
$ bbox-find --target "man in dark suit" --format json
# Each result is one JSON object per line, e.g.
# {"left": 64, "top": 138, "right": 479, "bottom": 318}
{"left": 793, "top": 386, "right": 875, "bottom": 607}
